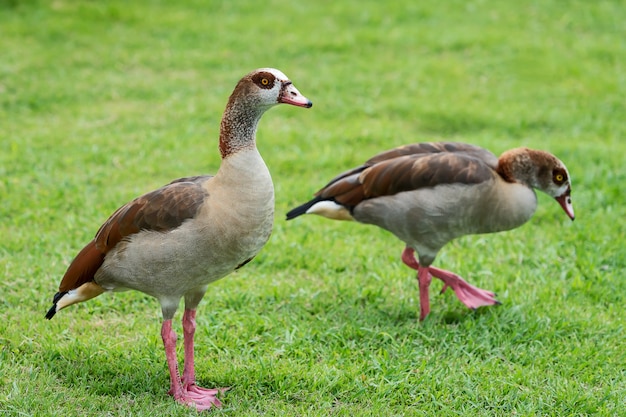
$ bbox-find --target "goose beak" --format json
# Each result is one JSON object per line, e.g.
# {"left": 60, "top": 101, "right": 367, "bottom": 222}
{"left": 555, "top": 189, "right": 575, "bottom": 221}
{"left": 279, "top": 82, "right": 313, "bottom": 108}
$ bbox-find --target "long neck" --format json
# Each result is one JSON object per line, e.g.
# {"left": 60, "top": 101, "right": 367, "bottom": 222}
{"left": 219, "top": 99, "right": 267, "bottom": 159}
{"left": 213, "top": 97, "right": 274, "bottom": 217}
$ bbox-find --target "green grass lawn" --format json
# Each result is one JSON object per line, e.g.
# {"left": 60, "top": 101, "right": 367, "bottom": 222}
{"left": 1, "top": 0, "right": 625, "bottom": 415}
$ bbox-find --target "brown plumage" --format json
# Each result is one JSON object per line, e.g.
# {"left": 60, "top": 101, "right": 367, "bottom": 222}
{"left": 46, "top": 68, "right": 312, "bottom": 410}
{"left": 54, "top": 176, "right": 210, "bottom": 295}
{"left": 287, "top": 142, "right": 574, "bottom": 321}
{"left": 308, "top": 142, "right": 498, "bottom": 209}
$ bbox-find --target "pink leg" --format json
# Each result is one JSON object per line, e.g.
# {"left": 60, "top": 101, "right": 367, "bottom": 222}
{"left": 181, "top": 309, "right": 228, "bottom": 400}
{"left": 417, "top": 266, "right": 432, "bottom": 321}
{"left": 160, "top": 318, "right": 223, "bottom": 411}
{"left": 402, "top": 247, "right": 432, "bottom": 320}
{"left": 401, "top": 247, "right": 499, "bottom": 319}
{"left": 181, "top": 309, "right": 199, "bottom": 388}
{"left": 161, "top": 319, "right": 185, "bottom": 399}
{"left": 401, "top": 247, "right": 420, "bottom": 270}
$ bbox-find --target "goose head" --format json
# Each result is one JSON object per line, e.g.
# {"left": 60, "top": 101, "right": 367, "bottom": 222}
{"left": 499, "top": 148, "right": 575, "bottom": 220}
{"left": 541, "top": 158, "right": 574, "bottom": 221}
{"left": 229, "top": 68, "right": 312, "bottom": 110}
{"left": 219, "top": 68, "right": 312, "bottom": 158}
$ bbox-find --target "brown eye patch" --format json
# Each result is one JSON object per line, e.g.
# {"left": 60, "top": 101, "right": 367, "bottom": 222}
{"left": 252, "top": 72, "right": 275, "bottom": 89}
{"left": 553, "top": 168, "right": 567, "bottom": 185}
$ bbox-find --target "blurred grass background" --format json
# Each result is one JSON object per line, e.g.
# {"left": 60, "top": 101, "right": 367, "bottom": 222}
{"left": 1, "top": 0, "right": 625, "bottom": 415}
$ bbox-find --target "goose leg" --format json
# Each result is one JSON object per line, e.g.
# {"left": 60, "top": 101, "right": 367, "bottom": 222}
{"left": 401, "top": 247, "right": 499, "bottom": 318}
{"left": 181, "top": 309, "right": 228, "bottom": 402}
{"left": 160, "top": 318, "right": 221, "bottom": 411}
{"left": 400, "top": 246, "right": 421, "bottom": 270}
{"left": 416, "top": 266, "right": 433, "bottom": 321}
{"left": 401, "top": 247, "right": 432, "bottom": 320}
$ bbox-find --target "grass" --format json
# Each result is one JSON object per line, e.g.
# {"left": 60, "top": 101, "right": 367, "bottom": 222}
{"left": 1, "top": 0, "right": 625, "bottom": 415}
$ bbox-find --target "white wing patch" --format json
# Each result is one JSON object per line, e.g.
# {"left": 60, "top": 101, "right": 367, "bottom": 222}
{"left": 307, "top": 200, "right": 354, "bottom": 221}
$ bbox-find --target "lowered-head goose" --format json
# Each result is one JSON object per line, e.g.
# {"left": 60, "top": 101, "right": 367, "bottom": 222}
{"left": 45, "top": 68, "right": 312, "bottom": 410}
{"left": 286, "top": 142, "right": 574, "bottom": 321}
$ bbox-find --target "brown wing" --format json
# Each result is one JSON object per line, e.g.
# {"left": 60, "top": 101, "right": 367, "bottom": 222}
{"left": 57, "top": 176, "right": 211, "bottom": 292}
{"left": 359, "top": 152, "right": 496, "bottom": 199}
{"left": 287, "top": 142, "right": 497, "bottom": 219}
{"left": 364, "top": 142, "right": 498, "bottom": 167}
{"left": 318, "top": 146, "right": 496, "bottom": 208}
{"left": 95, "top": 176, "right": 210, "bottom": 251}
{"left": 57, "top": 240, "right": 105, "bottom": 293}
{"left": 312, "top": 143, "right": 464, "bottom": 190}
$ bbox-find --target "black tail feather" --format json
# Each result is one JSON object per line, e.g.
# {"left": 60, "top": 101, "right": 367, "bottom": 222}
{"left": 45, "top": 291, "right": 67, "bottom": 320}
{"left": 286, "top": 196, "right": 322, "bottom": 220}
{"left": 45, "top": 305, "right": 57, "bottom": 320}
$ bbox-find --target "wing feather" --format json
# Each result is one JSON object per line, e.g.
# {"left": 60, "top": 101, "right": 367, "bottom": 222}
{"left": 315, "top": 143, "right": 497, "bottom": 208}
{"left": 56, "top": 176, "right": 211, "bottom": 293}
{"left": 360, "top": 153, "right": 496, "bottom": 198}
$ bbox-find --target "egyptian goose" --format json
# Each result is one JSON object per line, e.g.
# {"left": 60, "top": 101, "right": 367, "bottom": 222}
{"left": 286, "top": 142, "right": 574, "bottom": 321}
{"left": 45, "top": 68, "right": 312, "bottom": 410}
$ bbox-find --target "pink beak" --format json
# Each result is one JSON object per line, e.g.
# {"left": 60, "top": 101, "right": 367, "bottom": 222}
{"left": 555, "top": 190, "right": 575, "bottom": 221}
{"left": 279, "top": 82, "right": 313, "bottom": 108}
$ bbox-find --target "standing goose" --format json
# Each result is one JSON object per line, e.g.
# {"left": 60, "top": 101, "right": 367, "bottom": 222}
{"left": 286, "top": 142, "right": 574, "bottom": 321}
{"left": 45, "top": 68, "right": 312, "bottom": 410}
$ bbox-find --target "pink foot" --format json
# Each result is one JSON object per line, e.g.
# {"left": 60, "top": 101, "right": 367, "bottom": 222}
{"left": 185, "top": 384, "right": 228, "bottom": 397}
{"left": 401, "top": 247, "right": 499, "bottom": 319}
{"left": 171, "top": 385, "right": 228, "bottom": 411}
{"left": 429, "top": 265, "right": 499, "bottom": 310}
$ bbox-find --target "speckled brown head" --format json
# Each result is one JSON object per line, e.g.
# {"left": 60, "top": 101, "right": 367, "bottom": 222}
{"left": 498, "top": 147, "right": 574, "bottom": 220}
{"left": 228, "top": 68, "right": 313, "bottom": 109}
{"left": 219, "top": 68, "right": 312, "bottom": 157}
